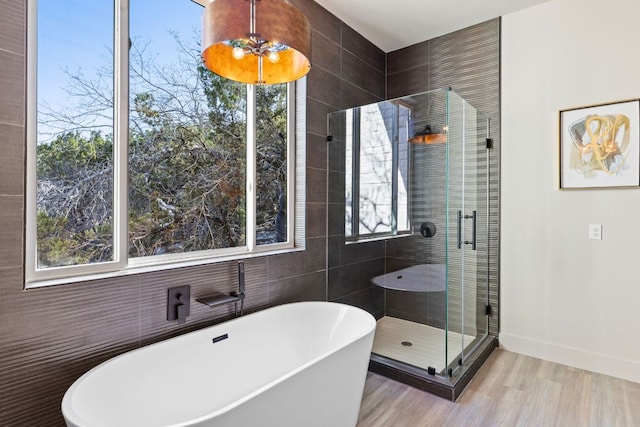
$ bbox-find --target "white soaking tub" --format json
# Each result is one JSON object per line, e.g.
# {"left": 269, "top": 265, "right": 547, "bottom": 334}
{"left": 61, "top": 301, "right": 376, "bottom": 427}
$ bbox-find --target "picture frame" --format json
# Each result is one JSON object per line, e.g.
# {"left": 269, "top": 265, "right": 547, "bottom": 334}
{"left": 559, "top": 99, "right": 640, "bottom": 189}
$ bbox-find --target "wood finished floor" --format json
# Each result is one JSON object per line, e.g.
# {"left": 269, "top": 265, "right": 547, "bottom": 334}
{"left": 357, "top": 349, "right": 640, "bottom": 426}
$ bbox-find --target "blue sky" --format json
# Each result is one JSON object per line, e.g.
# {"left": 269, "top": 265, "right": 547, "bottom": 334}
{"left": 37, "top": 0, "right": 203, "bottom": 141}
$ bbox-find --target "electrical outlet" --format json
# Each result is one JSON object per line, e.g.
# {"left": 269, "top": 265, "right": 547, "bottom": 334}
{"left": 589, "top": 224, "right": 602, "bottom": 240}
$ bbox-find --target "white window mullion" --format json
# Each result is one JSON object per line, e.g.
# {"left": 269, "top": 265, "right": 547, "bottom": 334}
{"left": 113, "top": 0, "right": 129, "bottom": 268}
{"left": 25, "top": 0, "right": 38, "bottom": 284}
{"left": 246, "top": 84, "right": 257, "bottom": 252}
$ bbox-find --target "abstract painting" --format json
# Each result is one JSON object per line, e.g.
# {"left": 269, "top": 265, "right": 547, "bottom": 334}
{"left": 559, "top": 99, "right": 640, "bottom": 189}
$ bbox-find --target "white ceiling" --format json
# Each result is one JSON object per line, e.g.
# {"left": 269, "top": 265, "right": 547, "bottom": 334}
{"left": 313, "top": 0, "right": 549, "bottom": 52}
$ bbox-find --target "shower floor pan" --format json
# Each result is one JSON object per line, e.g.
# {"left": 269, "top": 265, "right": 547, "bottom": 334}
{"left": 372, "top": 316, "right": 475, "bottom": 373}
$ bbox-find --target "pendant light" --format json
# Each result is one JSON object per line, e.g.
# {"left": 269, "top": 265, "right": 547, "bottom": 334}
{"left": 201, "top": 0, "right": 311, "bottom": 85}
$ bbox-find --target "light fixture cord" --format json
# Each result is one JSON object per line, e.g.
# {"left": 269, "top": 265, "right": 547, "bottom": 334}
{"left": 249, "top": 0, "right": 264, "bottom": 84}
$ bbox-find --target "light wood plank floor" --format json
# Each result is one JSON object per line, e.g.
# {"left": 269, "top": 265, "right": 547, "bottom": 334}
{"left": 357, "top": 349, "right": 640, "bottom": 426}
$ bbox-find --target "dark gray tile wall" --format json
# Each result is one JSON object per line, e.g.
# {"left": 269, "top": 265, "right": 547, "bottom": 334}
{"left": 326, "top": 19, "right": 500, "bottom": 333}
{"left": 293, "top": 0, "right": 387, "bottom": 319}
{"left": 385, "top": 19, "right": 501, "bottom": 338}
{"left": 0, "top": 0, "right": 385, "bottom": 424}
{"left": 0, "top": 49, "right": 25, "bottom": 124}
{"left": 0, "top": 123, "right": 24, "bottom": 194}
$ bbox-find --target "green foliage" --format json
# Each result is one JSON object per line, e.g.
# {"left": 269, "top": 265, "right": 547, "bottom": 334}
{"left": 36, "top": 131, "right": 114, "bottom": 267}
{"left": 37, "top": 131, "right": 112, "bottom": 178}
{"left": 37, "top": 36, "right": 290, "bottom": 266}
{"left": 36, "top": 211, "right": 112, "bottom": 267}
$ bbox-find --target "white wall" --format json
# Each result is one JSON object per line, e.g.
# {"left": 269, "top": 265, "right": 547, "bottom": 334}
{"left": 501, "top": 0, "right": 640, "bottom": 383}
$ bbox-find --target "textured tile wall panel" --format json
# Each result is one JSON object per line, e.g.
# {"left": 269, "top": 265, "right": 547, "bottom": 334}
{"left": 327, "top": 236, "right": 341, "bottom": 268}
{"left": 290, "top": 0, "right": 341, "bottom": 44}
{"left": 386, "top": 41, "right": 429, "bottom": 76}
{"left": 340, "top": 239, "right": 385, "bottom": 265}
{"left": 310, "top": 30, "right": 342, "bottom": 77}
{"left": 341, "top": 23, "right": 386, "bottom": 72}
{"left": 335, "top": 285, "right": 384, "bottom": 319}
{"left": 327, "top": 170, "right": 344, "bottom": 204}
{"left": 327, "top": 201, "right": 345, "bottom": 236}
{"left": 307, "top": 66, "right": 341, "bottom": 109}
{"left": 384, "top": 19, "right": 501, "bottom": 338}
{"left": 342, "top": 51, "right": 386, "bottom": 100}
{"left": 386, "top": 64, "right": 430, "bottom": 100}
{"left": 0, "top": 50, "right": 24, "bottom": 125}
{"left": 385, "top": 235, "right": 437, "bottom": 264}
{"left": 306, "top": 132, "right": 328, "bottom": 170}
{"left": 339, "top": 80, "right": 383, "bottom": 110}
{"left": 306, "top": 202, "right": 327, "bottom": 238}
{"left": 306, "top": 165, "right": 327, "bottom": 203}
{"left": 328, "top": 257, "right": 385, "bottom": 300}
{"left": 0, "top": 196, "right": 23, "bottom": 268}
{"left": 266, "top": 236, "right": 326, "bottom": 281}
{"left": 0, "top": 0, "right": 25, "bottom": 54}
{"left": 322, "top": 17, "right": 386, "bottom": 318}
{"left": 386, "top": 289, "right": 446, "bottom": 328}
{"left": 307, "top": 97, "right": 335, "bottom": 136}
{"left": 328, "top": 137, "right": 345, "bottom": 173}
{"left": 0, "top": 123, "right": 24, "bottom": 196}
{"left": 0, "top": 270, "right": 141, "bottom": 426}
{"left": 267, "top": 270, "right": 326, "bottom": 305}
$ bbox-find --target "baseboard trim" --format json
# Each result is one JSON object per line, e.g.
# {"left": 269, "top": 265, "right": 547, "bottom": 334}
{"left": 499, "top": 332, "right": 640, "bottom": 383}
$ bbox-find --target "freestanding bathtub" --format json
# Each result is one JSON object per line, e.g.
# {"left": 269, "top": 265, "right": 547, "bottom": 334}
{"left": 61, "top": 301, "right": 376, "bottom": 427}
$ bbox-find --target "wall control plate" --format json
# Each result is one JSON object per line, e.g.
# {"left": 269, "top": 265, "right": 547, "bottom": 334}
{"left": 589, "top": 224, "right": 602, "bottom": 240}
{"left": 167, "top": 286, "right": 190, "bottom": 321}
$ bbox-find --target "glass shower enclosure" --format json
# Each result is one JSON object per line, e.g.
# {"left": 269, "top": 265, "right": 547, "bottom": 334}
{"left": 327, "top": 88, "right": 495, "bottom": 398}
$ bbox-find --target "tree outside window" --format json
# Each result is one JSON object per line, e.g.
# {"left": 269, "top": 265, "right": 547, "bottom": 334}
{"left": 29, "top": 0, "right": 294, "bottom": 281}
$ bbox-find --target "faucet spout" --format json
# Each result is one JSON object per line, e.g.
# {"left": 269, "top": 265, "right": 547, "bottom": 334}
{"left": 195, "top": 261, "right": 246, "bottom": 317}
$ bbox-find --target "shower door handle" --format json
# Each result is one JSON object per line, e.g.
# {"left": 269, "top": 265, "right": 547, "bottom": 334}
{"left": 468, "top": 210, "right": 477, "bottom": 250}
{"left": 459, "top": 210, "right": 477, "bottom": 250}
{"left": 457, "top": 210, "right": 462, "bottom": 249}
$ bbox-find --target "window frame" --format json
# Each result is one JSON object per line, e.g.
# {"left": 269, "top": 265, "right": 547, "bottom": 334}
{"left": 25, "top": 0, "right": 304, "bottom": 288}
{"left": 345, "top": 101, "right": 412, "bottom": 242}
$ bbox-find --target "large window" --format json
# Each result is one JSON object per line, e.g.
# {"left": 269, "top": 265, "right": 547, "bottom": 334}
{"left": 26, "top": 0, "right": 302, "bottom": 286}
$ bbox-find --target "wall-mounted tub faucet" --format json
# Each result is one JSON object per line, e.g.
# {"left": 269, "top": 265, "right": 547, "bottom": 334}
{"left": 196, "top": 262, "right": 246, "bottom": 317}
{"left": 232, "top": 261, "right": 246, "bottom": 316}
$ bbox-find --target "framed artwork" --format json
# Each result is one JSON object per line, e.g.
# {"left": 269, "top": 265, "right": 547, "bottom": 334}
{"left": 559, "top": 99, "right": 640, "bottom": 189}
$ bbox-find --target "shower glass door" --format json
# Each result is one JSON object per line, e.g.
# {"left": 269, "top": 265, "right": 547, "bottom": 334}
{"left": 445, "top": 90, "right": 490, "bottom": 376}
{"left": 327, "top": 88, "right": 492, "bottom": 380}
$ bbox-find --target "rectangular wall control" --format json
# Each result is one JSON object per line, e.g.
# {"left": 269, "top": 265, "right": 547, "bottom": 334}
{"left": 588, "top": 224, "right": 602, "bottom": 240}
